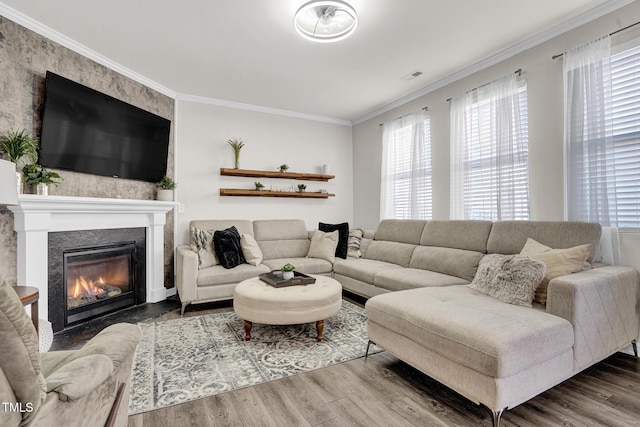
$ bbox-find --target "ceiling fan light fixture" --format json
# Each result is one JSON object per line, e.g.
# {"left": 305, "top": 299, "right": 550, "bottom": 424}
{"left": 294, "top": 0, "right": 358, "bottom": 43}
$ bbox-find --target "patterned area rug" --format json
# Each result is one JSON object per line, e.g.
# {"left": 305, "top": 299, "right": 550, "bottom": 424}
{"left": 129, "top": 300, "right": 379, "bottom": 414}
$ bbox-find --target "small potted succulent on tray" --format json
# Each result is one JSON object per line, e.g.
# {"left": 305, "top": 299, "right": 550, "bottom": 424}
{"left": 281, "top": 263, "right": 295, "bottom": 280}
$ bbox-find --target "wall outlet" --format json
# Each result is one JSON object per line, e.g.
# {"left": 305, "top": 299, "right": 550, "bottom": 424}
{"left": 178, "top": 203, "right": 185, "bottom": 214}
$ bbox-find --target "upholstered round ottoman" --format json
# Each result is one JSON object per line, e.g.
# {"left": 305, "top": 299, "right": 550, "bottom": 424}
{"left": 233, "top": 275, "right": 342, "bottom": 341}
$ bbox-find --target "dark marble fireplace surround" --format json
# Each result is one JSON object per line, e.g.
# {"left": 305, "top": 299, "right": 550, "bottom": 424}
{"left": 48, "top": 228, "right": 146, "bottom": 332}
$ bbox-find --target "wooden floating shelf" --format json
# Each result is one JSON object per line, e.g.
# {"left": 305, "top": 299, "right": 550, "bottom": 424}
{"left": 220, "top": 189, "right": 335, "bottom": 199}
{"left": 220, "top": 168, "right": 335, "bottom": 182}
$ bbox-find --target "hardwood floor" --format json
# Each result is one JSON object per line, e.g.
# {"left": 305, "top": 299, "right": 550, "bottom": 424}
{"left": 128, "top": 299, "right": 640, "bottom": 427}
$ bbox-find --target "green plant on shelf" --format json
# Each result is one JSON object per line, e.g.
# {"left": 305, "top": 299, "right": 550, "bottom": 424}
{"left": 156, "top": 175, "right": 177, "bottom": 189}
{"left": 0, "top": 128, "right": 38, "bottom": 166}
{"left": 22, "top": 163, "right": 62, "bottom": 186}
{"left": 227, "top": 138, "right": 245, "bottom": 169}
{"left": 254, "top": 181, "right": 265, "bottom": 190}
{"left": 278, "top": 164, "right": 289, "bottom": 173}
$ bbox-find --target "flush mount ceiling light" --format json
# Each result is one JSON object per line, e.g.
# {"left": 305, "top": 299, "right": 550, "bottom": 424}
{"left": 294, "top": 0, "right": 358, "bottom": 43}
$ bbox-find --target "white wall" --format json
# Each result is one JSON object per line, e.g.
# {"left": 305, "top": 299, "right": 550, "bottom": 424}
{"left": 175, "top": 100, "right": 353, "bottom": 245}
{"left": 352, "top": 1, "right": 640, "bottom": 270}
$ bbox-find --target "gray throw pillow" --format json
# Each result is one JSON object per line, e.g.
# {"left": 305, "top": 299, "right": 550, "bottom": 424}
{"left": 468, "top": 254, "right": 547, "bottom": 307}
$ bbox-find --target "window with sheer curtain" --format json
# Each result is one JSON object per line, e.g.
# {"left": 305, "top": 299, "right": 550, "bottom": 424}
{"left": 380, "top": 110, "right": 432, "bottom": 220}
{"left": 450, "top": 74, "right": 529, "bottom": 220}
{"left": 565, "top": 36, "right": 640, "bottom": 229}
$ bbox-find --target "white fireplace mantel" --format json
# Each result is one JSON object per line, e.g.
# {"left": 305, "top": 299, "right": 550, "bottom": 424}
{"left": 9, "top": 194, "right": 177, "bottom": 320}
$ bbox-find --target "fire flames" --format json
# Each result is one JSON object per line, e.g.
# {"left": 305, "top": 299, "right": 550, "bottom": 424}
{"left": 70, "top": 276, "right": 107, "bottom": 299}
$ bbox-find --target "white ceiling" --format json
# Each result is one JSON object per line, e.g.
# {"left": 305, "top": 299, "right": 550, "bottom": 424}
{"left": 0, "top": 1, "right": 627, "bottom": 123}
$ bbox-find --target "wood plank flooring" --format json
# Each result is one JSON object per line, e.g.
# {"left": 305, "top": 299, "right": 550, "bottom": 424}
{"left": 128, "top": 299, "right": 640, "bottom": 427}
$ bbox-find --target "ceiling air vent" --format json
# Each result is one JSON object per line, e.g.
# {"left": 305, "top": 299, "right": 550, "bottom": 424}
{"left": 401, "top": 70, "right": 423, "bottom": 81}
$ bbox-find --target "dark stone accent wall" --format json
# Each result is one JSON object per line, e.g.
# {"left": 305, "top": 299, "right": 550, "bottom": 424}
{"left": 48, "top": 228, "right": 146, "bottom": 332}
{"left": 0, "top": 16, "right": 176, "bottom": 287}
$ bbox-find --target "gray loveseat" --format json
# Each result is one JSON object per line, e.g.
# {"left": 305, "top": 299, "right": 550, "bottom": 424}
{"left": 176, "top": 219, "right": 333, "bottom": 314}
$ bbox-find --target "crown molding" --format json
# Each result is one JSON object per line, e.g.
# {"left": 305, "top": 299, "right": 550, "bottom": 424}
{"left": 0, "top": 2, "right": 177, "bottom": 99}
{"left": 0, "top": 2, "right": 350, "bottom": 126}
{"left": 352, "top": 0, "right": 637, "bottom": 125}
{"left": 177, "top": 93, "right": 352, "bottom": 127}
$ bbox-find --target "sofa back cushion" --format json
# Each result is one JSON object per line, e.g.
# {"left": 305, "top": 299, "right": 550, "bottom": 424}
{"left": 420, "top": 220, "right": 493, "bottom": 252}
{"left": 190, "top": 220, "right": 254, "bottom": 237}
{"left": 374, "top": 219, "right": 427, "bottom": 244}
{"left": 365, "top": 241, "right": 416, "bottom": 267}
{"left": 487, "top": 221, "right": 601, "bottom": 262}
{"left": 253, "top": 219, "right": 311, "bottom": 260}
{"left": 410, "top": 246, "right": 483, "bottom": 282}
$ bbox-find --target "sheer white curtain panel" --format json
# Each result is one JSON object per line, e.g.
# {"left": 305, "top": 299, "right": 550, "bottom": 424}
{"left": 450, "top": 73, "right": 529, "bottom": 220}
{"left": 564, "top": 36, "right": 615, "bottom": 225}
{"left": 380, "top": 110, "right": 431, "bottom": 220}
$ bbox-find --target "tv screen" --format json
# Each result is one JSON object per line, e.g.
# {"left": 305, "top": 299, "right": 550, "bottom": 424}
{"left": 39, "top": 71, "right": 171, "bottom": 183}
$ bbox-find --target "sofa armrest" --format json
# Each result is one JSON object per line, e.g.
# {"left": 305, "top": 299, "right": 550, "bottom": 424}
{"left": 546, "top": 266, "right": 639, "bottom": 371}
{"left": 45, "top": 354, "right": 113, "bottom": 401}
{"left": 176, "top": 244, "right": 198, "bottom": 304}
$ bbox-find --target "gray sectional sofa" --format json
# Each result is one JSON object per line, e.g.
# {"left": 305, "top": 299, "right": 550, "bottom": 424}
{"left": 176, "top": 218, "right": 639, "bottom": 426}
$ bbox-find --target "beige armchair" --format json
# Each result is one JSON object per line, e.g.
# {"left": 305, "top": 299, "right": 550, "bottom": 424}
{"left": 0, "top": 280, "right": 141, "bottom": 427}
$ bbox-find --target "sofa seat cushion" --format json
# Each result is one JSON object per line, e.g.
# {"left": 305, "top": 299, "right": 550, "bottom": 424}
{"left": 262, "top": 258, "right": 333, "bottom": 275}
{"left": 333, "top": 258, "right": 403, "bottom": 284}
{"left": 365, "top": 286, "right": 574, "bottom": 378}
{"left": 197, "top": 263, "right": 270, "bottom": 287}
{"left": 373, "top": 268, "right": 469, "bottom": 292}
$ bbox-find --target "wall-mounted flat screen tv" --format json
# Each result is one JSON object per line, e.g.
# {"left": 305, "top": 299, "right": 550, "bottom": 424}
{"left": 39, "top": 71, "right": 171, "bottom": 183}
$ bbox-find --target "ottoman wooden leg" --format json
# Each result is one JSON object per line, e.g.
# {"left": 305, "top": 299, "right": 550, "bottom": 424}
{"left": 316, "top": 320, "right": 324, "bottom": 342}
{"left": 244, "top": 320, "right": 252, "bottom": 341}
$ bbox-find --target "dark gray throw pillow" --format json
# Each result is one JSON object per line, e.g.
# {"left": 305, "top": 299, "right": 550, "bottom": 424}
{"left": 319, "top": 222, "right": 349, "bottom": 259}
{"left": 213, "top": 226, "right": 246, "bottom": 269}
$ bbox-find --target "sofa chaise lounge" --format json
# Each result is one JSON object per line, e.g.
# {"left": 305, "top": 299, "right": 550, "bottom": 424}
{"left": 359, "top": 220, "right": 639, "bottom": 426}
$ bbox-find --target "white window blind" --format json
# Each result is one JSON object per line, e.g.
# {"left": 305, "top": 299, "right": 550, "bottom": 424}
{"left": 450, "top": 74, "right": 530, "bottom": 220}
{"left": 566, "top": 40, "right": 640, "bottom": 228}
{"left": 608, "top": 44, "right": 640, "bottom": 228}
{"left": 380, "top": 110, "right": 432, "bottom": 220}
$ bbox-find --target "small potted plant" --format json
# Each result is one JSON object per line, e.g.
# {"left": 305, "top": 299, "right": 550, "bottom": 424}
{"left": 297, "top": 184, "right": 306, "bottom": 193}
{"left": 227, "top": 138, "right": 245, "bottom": 169}
{"left": 22, "top": 163, "right": 62, "bottom": 195}
{"left": 155, "top": 176, "right": 176, "bottom": 201}
{"left": 278, "top": 164, "right": 289, "bottom": 173}
{"left": 281, "top": 263, "right": 295, "bottom": 280}
{"left": 254, "top": 181, "right": 265, "bottom": 191}
{"left": 0, "top": 128, "right": 39, "bottom": 194}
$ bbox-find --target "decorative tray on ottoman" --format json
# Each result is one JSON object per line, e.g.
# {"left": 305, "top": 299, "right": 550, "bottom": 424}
{"left": 259, "top": 270, "right": 316, "bottom": 288}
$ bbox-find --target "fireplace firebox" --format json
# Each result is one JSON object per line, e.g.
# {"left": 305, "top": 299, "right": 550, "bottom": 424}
{"left": 64, "top": 243, "right": 136, "bottom": 326}
{"left": 48, "top": 227, "right": 146, "bottom": 332}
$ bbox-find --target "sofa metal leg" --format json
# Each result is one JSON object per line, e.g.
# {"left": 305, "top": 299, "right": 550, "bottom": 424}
{"left": 487, "top": 406, "right": 505, "bottom": 427}
{"left": 365, "top": 340, "right": 375, "bottom": 358}
{"left": 633, "top": 340, "right": 638, "bottom": 357}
